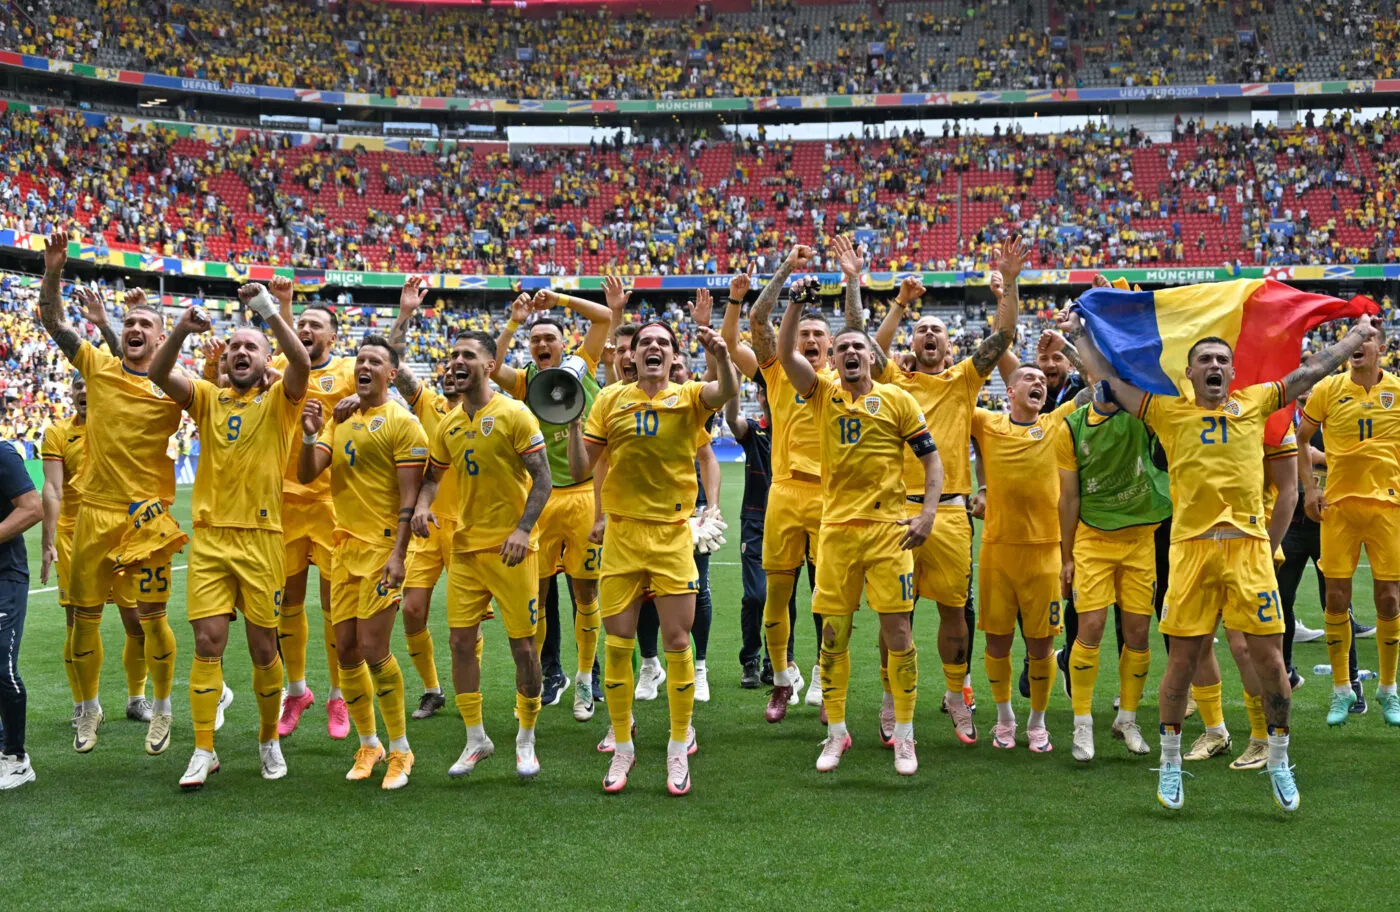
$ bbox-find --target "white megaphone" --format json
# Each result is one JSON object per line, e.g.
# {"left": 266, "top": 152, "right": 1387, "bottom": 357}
{"left": 526, "top": 354, "right": 590, "bottom": 425}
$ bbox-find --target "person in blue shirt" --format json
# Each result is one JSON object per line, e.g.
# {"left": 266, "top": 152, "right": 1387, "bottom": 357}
{"left": 0, "top": 437, "right": 44, "bottom": 790}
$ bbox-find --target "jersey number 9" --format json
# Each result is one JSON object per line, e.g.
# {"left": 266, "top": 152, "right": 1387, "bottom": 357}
{"left": 226, "top": 415, "right": 242, "bottom": 442}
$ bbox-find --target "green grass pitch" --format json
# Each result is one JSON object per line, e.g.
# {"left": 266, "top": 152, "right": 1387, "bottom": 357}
{"left": 6, "top": 462, "right": 1398, "bottom": 909}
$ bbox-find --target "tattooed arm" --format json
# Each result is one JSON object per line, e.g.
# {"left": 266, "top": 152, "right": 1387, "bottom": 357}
{"left": 973, "top": 237, "right": 1028, "bottom": 378}
{"left": 1281, "top": 316, "right": 1377, "bottom": 404}
{"left": 38, "top": 231, "right": 81, "bottom": 361}
{"left": 832, "top": 234, "right": 865, "bottom": 332}
{"left": 501, "top": 447, "right": 554, "bottom": 567}
{"left": 749, "top": 245, "right": 816, "bottom": 367}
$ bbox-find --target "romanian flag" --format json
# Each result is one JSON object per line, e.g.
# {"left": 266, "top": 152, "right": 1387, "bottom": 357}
{"left": 1075, "top": 278, "right": 1379, "bottom": 444}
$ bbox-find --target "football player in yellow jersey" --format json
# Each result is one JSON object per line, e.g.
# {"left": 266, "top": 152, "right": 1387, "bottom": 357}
{"left": 723, "top": 244, "right": 864, "bottom": 722}
{"left": 147, "top": 284, "right": 310, "bottom": 788}
{"left": 492, "top": 283, "right": 611, "bottom": 720}
{"left": 271, "top": 283, "right": 358, "bottom": 741}
{"left": 871, "top": 240, "right": 1024, "bottom": 746}
{"left": 576, "top": 321, "right": 737, "bottom": 796}
{"left": 1298, "top": 323, "right": 1400, "bottom": 727}
{"left": 1066, "top": 309, "right": 1377, "bottom": 812}
{"left": 37, "top": 232, "right": 187, "bottom": 758}
{"left": 41, "top": 372, "right": 155, "bottom": 728}
{"left": 973, "top": 357, "right": 1085, "bottom": 755}
{"left": 299, "top": 335, "right": 428, "bottom": 790}
{"left": 775, "top": 285, "right": 943, "bottom": 775}
{"left": 413, "top": 331, "right": 553, "bottom": 780}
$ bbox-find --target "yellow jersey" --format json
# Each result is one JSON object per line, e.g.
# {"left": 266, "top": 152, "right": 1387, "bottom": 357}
{"left": 409, "top": 386, "right": 459, "bottom": 519}
{"left": 760, "top": 356, "right": 831, "bottom": 481}
{"left": 1300, "top": 370, "right": 1400, "bottom": 506}
{"left": 70, "top": 341, "right": 182, "bottom": 509}
{"left": 802, "top": 374, "right": 930, "bottom": 525}
{"left": 1138, "top": 381, "right": 1284, "bottom": 542}
{"left": 427, "top": 393, "right": 546, "bottom": 553}
{"left": 275, "top": 353, "right": 356, "bottom": 502}
{"left": 183, "top": 378, "right": 304, "bottom": 531}
{"left": 584, "top": 380, "right": 716, "bottom": 523}
{"left": 879, "top": 357, "right": 984, "bottom": 496}
{"left": 40, "top": 416, "right": 85, "bottom": 527}
{"left": 315, "top": 400, "right": 429, "bottom": 547}
{"left": 972, "top": 400, "right": 1078, "bottom": 545}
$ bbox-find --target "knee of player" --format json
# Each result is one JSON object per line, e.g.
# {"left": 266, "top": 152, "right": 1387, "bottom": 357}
{"left": 449, "top": 627, "right": 480, "bottom": 655}
{"left": 1375, "top": 582, "right": 1400, "bottom": 616}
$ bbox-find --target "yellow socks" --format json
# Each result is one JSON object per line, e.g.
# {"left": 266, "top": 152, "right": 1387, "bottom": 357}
{"left": 369, "top": 655, "right": 407, "bottom": 743}
{"left": 339, "top": 660, "right": 377, "bottom": 739}
{"left": 817, "top": 614, "right": 853, "bottom": 727}
{"left": 63, "top": 620, "right": 82, "bottom": 704}
{"left": 1118, "top": 646, "right": 1151, "bottom": 713}
{"left": 888, "top": 645, "right": 917, "bottom": 725}
{"left": 1378, "top": 615, "right": 1400, "bottom": 688}
{"left": 942, "top": 662, "right": 964, "bottom": 696}
{"left": 1243, "top": 690, "right": 1267, "bottom": 741}
{"left": 278, "top": 602, "right": 308, "bottom": 684}
{"left": 1069, "top": 640, "right": 1101, "bottom": 717}
{"left": 252, "top": 655, "right": 284, "bottom": 744}
{"left": 72, "top": 611, "right": 103, "bottom": 702}
{"left": 1029, "top": 654, "right": 1056, "bottom": 714}
{"left": 605, "top": 635, "right": 636, "bottom": 748}
{"left": 1325, "top": 610, "right": 1353, "bottom": 687}
{"left": 123, "top": 632, "right": 147, "bottom": 699}
{"left": 985, "top": 652, "right": 1012, "bottom": 706}
{"left": 456, "top": 692, "right": 483, "bottom": 729}
{"left": 1193, "top": 682, "right": 1225, "bottom": 729}
{"left": 139, "top": 612, "right": 176, "bottom": 702}
{"left": 322, "top": 609, "right": 340, "bottom": 688}
{"left": 665, "top": 646, "right": 695, "bottom": 742}
{"left": 516, "top": 691, "right": 542, "bottom": 733}
{"left": 575, "top": 598, "right": 601, "bottom": 677}
{"left": 405, "top": 628, "right": 439, "bottom": 691}
{"left": 763, "top": 571, "right": 797, "bottom": 675}
{"left": 190, "top": 654, "right": 223, "bottom": 752}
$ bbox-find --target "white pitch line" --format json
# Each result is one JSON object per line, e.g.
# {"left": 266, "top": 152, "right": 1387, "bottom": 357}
{"left": 28, "top": 563, "right": 189, "bottom": 596}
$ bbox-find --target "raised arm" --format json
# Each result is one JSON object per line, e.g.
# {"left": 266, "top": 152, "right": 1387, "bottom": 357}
{"left": 388, "top": 275, "right": 428, "bottom": 401}
{"left": 500, "top": 448, "right": 553, "bottom": 567}
{"left": 775, "top": 287, "right": 819, "bottom": 397}
{"left": 245, "top": 278, "right": 309, "bottom": 400}
{"left": 1057, "top": 310, "right": 1146, "bottom": 417}
{"left": 1296, "top": 412, "right": 1325, "bottom": 521}
{"left": 74, "top": 286, "right": 120, "bottom": 356}
{"left": 38, "top": 231, "right": 81, "bottom": 361}
{"left": 492, "top": 293, "right": 532, "bottom": 392}
{"left": 297, "top": 400, "right": 332, "bottom": 483}
{"left": 538, "top": 286, "right": 612, "bottom": 364}
{"left": 875, "top": 277, "right": 924, "bottom": 355}
{"left": 750, "top": 245, "right": 816, "bottom": 367}
{"left": 697, "top": 326, "right": 739, "bottom": 409}
{"left": 40, "top": 459, "right": 62, "bottom": 585}
{"left": 149, "top": 306, "right": 209, "bottom": 406}
{"left": 832, "top": 234, "right": 865, "bottom": 332}
{"left": 723, "top": 370, "right": 750, "bottom": 442}
{"left": 722, "top": 266, "right": 759, "bottom": 379}
{"left": 1281, "top": 316, "right": 1377, "bottom": 404}
{"left": 973, "top": 238, "right": 1027, "bottom": 377}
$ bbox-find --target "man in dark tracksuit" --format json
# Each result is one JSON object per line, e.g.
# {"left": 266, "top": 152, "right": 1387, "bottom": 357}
{"left": 0, "top": 438, "right": 43, "bottom": 790}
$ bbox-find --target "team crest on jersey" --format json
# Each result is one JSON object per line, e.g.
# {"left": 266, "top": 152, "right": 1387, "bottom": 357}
{"left": 149, "top": 382, "right": 166, "bottom": 399}
{"left": 1223, "top": 400, "right": 1242, "bottom": 417}
{"left": 368, "top": 416, "right": 386, "bottom": 433}
{"left": 1027, "top": 426, "right": 1044, "bottom": 440}
{"left": 1381, "top": 392, "right": 1395, "bottom": 409}
{"left": 864, "top": 396, "right": 881, "bottom": 416}
{"left": 318, "top": 375, "right": 335, "bottom": 393}
{"left": 663, "top": 395, "right": 679, "bottom": 409}
{"left": 481, "top": 417, "right": 496, "bottom": 436}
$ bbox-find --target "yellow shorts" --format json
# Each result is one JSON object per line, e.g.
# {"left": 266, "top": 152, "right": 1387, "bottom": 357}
{"left": 812, "top": 521, "right": 914, "bottom": 616}
{"left": 599, "top": 517, "right": 697, "bottom": 617}
{"left": 537, "top": 484, "right": 602, "bottom": 581}
{"left": 1161, "top": 535, "right": 1283, "bottom": 637}
{"left": 1072, "top": 522, "right": 1159, "bottom": 616}
{"left": 404, "top": 518, "right": 456, "bottom": 590}
{"left": 762, "top": 477, "right": 822, "bottom": 572}
{"left": 283, "top": 496, "right": 336, "bottom": 577}
{"left": 69, "top": 500, "right": 187, "bottom": 610}
{"left": 905, "top": 501, "right": 974, "bottom": 607}
{"left": 447, "top": 549, "right": 539, "bottom": 639}
{"left": 186, "top": 526, "right": 285, "bottom": 629}
{"left": 977, "top": 541, "right": 1062, "bottom": 639}
{"left": 1320, "top": 498, "right": 1400, "bottom": 581}
{"left": 328, "top": 538, "right": 401, "bottom": 625}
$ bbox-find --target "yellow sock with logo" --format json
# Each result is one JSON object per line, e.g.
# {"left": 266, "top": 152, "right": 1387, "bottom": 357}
{"left": 817, "top": 614, "right": 853, "bottom": 727}
{"left": 405, "top": 628, "right": 439, "bottom": 691}
{"left": 1243, "top": 691, "right": 1267, "bottom": 741}
{"left": 252, "top": 655, "right": 284, "bottom": 743}
{"left": 1118, "top": 646, "right": 1151, "bottom": 713}
{"left": 139, "top": 612, "right": 176, "bottom": 702}
{"left": 190, "top": 655, "right": 223, "bottom": 752}
{"left": 763, "top": 571, "right": 796, "bottom": 674}
{"left": 1325, "top": 610, "right": 1353, "bottom": 688}
{"left": 1192, "top": 682, "right": 1225, "bottom": 729}
{"left": 665, "top": 646, "right": 695, "bottom": 742}
{"left": 1377, "top": 615, "right": 1400, "bottom": 688}
{"left": 985, "top": 652, "right": 1012, "bottom": 705}
{"left": 942, "top": 662, "right": 964, "bottom": 696}
{"left": 575, "top": 598, "right": 601, "bottom": 677}
{"left": 72, "top": 611, "right": 103, "bottom": 702}
{"left": 605, "top": 636, "right": 636, "bottom": 749}
{"left": 369, "top": 655, "right": 407, "bottom": 744}
{"left": 63, "top": 620, "right": 82, "bottom": 703}
{"left": 888, "top": 645, "right": 918, "bottom": 725}
{"left": 278, "top": 602, "right": 308, "bottom": 684}
{"left": 456, "top": 692, "right": 483, "bottom": 729}
{"left": 1069, "top": 640, "right": 1100, "bottom": 717}
{"left": 339, "top": 661, "right": 377, "bottom": 739}
{"left": 1029, "top": 654, "right": 1056, "bottom": 714}
{"left": 123, "top": 632, "right": 147, "bottom": 699}
{"left": 322, "top": 610, "right": 340, "bottom": 688}
{"left": 516, "top": 690, "right": 542, "bottom": 733}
